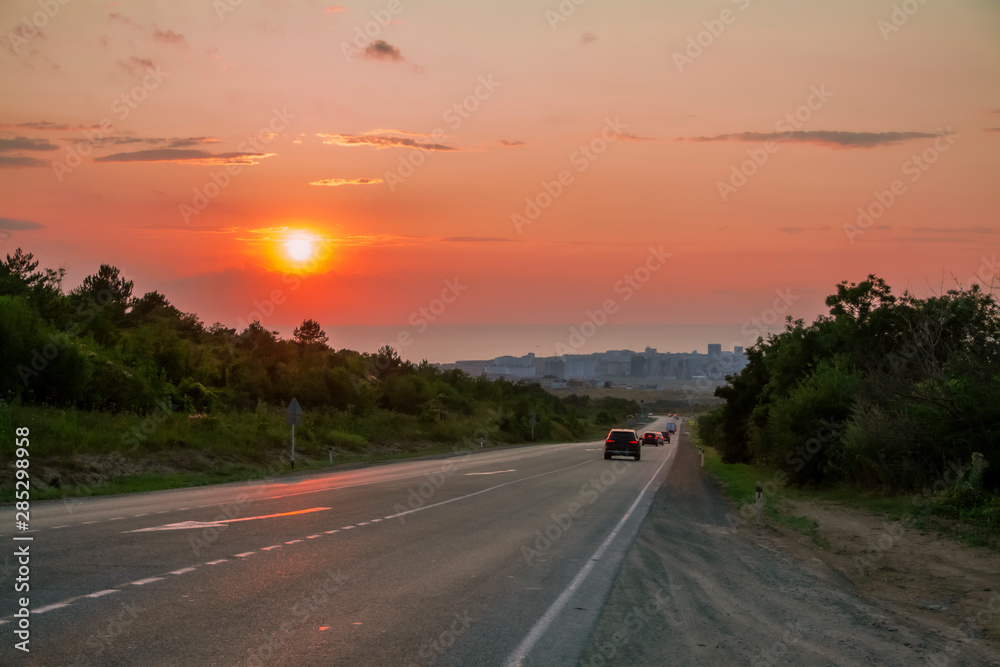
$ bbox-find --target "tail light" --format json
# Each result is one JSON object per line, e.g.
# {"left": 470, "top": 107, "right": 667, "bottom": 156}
{"left": 630, "top": 439, "right": 638, "bottom": 444}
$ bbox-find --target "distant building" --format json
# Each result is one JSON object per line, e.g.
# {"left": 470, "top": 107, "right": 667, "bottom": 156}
{"left": 630, "top": 355, "right": 647, "bottom": 378}
{"left": 734, "top": 346, "right": 744, "bottom": 355}
{"left": 707, "top": 343, "right": 722, "bottom": 356}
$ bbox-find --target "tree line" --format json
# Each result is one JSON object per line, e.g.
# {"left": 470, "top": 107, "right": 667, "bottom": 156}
{"left": 699, "top": 275, "right": 999, "bottom": 500}
{"left": 0, "top": 248, "right": 639, "bottom": 442}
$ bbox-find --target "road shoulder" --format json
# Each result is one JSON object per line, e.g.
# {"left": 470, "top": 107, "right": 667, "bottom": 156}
{"left": 582, "top": 437, "right": 1000, "bottom": 666}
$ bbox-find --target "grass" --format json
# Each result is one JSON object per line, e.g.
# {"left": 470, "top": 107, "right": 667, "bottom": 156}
{"left": 691, "top": 422, "right": 999, "bottom": 551}
{"left": 0, "top": 401, "right": 611, "bottom": 503}
{"left": 692, "top": 426, "right": 830, "bottom": 548}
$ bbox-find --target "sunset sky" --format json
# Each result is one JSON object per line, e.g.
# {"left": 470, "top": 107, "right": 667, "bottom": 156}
{"left": 2, "top": 0, "right": 998, "bottom": 362}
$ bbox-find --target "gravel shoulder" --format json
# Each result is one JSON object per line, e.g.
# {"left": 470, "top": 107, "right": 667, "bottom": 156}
{"left": 582, "top": 437, "right": 1000, "bottom": 666}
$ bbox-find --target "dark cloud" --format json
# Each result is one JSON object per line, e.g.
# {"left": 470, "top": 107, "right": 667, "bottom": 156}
{"left": 363, "top": 40, "right": 403, "bottom": 61}
{"left": 913, "top": 226, "right": 995, "bottom": 234}
{"left": 778, "top": 226, "right": 831, "bottom": 234}
{"left": 0, "top": 218, "right": 43, "bottom": 230}
{"left": 319, "top": 133, "right": 457, "bottom": 151}
{"left": 93, "top": 149, "right": 273, "bottom": 165}
{"left": 620, "top": 133, "right": 656, "bottom": 142}
{"left": 500, "top": 140, "right": 526, "bottom": 147}
{"left": 152, "top": 28, "right": 187, "bottom": 47}
{"left": 0, "top": 121, "right": 100, "bottom": 131}
{"left": 0, "top": 156, "right": 47, "bottom": 168}
{"left": 108, "top": 12, "right": 142, "bottom": 28}
{"left": 685, "top": 130, "right": 943, "bottom": 148}
{"left": 0, "top": 137, "right": 58, "bottom": 151}
{"left": 166, "top": 136, "right": 221, "bottom": 148}
{"left": 120, "top": 56, "right": 156, "bottom": 76}
{"left": 310, "top": 177, "right": 383, "bottom": 186}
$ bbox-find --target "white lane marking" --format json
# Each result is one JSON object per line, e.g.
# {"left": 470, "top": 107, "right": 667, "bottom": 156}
{"left": 87, "top": 590, "right": 119, "bottom": 598}
{"left": 386, "top": 458, "right": 597, "bottom": 523}
{"left": 133, "top": 514, "right": 148, "bottom": 517}
{"left": 464, "top": 469, "right": 516, "bottom": 475}
{"left": 130, "top": 577, "right": 164, "bottom": 586}
{"left": 503, "top": 440, "right": 677, "bottom": 666}
{"left": 51, "top": 525, "right": 69, "bottom": 529}
{"left": 285, "top": 540, "right": 302, "bottom": 544}
{"left": 234, "top": 552, "right": 255, "bottom": 557}
{"left": 178, "top": 507, "right": 190, "bottom": 510}
{"left": 369, "top": 518, "right": 382, "bottom": 523}
{"left": 355, "top": 522, "right": 370, "bottom": 526}
{"left": 342, "top": 526, "right": 355, "bottom": 530}
{"left": 306, "top": 534, "right": 322, "bottom": 539}
{"left": 0, "top": 620, "right": 7, "bottom": 625}
{"left": 33, "top": 603, "right": 70, "bottom": 614}
{"left": 155, "top": 510, "right": 169, "bottom": 514}
{"left": 206, "top": 559, "right": 227, "bottom": 565}
{"left": 262, "top": 545, "right": 282, "bottom": 551}
{"left": 324, "top": 530, "right": 340, "bottom": 534}
{"left": 170, "top": 567, "right": 197, "bottom": 575}
{"left": 126, "top": 507, "right": 334, "bottom": 533}
{"left": 82, "top": 521, "right": 97, "bottom": 525}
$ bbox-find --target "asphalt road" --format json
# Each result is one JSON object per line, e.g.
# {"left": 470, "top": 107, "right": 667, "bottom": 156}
{"left": 0, "top": 419, "right": 680, "bottom": 665}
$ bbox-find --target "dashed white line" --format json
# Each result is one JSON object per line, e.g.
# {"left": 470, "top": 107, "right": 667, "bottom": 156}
{"left": 370, "top": 518, "right": 382, "bottom": 523}
{"left": 342, "top": 526, "right": 355, "bottom": 530}
{"left": 206, "top": 559, "right": 227, "bottom": 565}
{"left": 306, "top": 534, "right": 322, "bottom": 539}
{"left": 170, "top": 567, "right": 197, "bottom": 575}
{"left": 355, "top": 522, "right": 370, "bottom": 526}
{"left": 285, "top": 539, "right": 302, "bottom": 544}
{"left": 133, "top": 513, "right": 148, "bottom": 517}
{"left": 86, "top": 590, "right": 119, "bottom": 598}
{"left": 51, "top": 525, "right": 69, "bottom": 529}
{"left": 262, "top": 545, "right": 282, "bottom": 551}
{"left": 178, "top": 507, "right": 190, "bottom": 510}
{"left": 130, "top": 577, "right": 164, "bottom": 586}
{"left": 33, "top": 603, "right": 70, "bottom": 614}
{"left": 324, "top": 530, "right": 340, "bottom": 534}
{"left": 155, "top": 510, "right": 169, "bottom": 514}
{"left": 234, "top": 552, "right": 256, "bottom": 557}
{"left": 82, "top": 521, "right": 97, "bottom": 525}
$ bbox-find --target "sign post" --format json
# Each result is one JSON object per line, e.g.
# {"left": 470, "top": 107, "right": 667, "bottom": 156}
{"left": 529, "top": 410, "right": 536, "bottom": 440}
{"left": 285, "top": 398, "right": 303, "bottom": 468}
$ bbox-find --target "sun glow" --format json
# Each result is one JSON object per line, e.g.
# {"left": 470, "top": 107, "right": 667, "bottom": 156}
{"left": 285, "top": 235, "right": 314, "bottom": 262}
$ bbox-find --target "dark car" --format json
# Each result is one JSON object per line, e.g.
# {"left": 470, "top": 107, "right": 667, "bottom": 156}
{"left": 661, "top": 431, "right": 671, "bottom": 443}
{"left": 641, "top": 431, "right": 663, "bottom": 447}
{"left": 605, "top": 429, "right": 641, "bottom": 461}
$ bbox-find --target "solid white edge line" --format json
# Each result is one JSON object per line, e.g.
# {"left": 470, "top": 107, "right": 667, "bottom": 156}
{"left": 33, "top": 603, "right": 70, "bottom": 614}
{"left": 502, "top": 443, "right": 677, "bottom": 667}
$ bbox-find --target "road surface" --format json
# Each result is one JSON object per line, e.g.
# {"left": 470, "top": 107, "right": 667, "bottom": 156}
{"left": 1, "top": 419, "right": 678, "bottom": 665}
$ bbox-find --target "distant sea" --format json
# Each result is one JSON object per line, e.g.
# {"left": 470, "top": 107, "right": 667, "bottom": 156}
{"left": 321, "top": 324, "right": 784, "bottom": 364}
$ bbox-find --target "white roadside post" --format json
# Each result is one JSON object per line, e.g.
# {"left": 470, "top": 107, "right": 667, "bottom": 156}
{"left": 286, "top": 398, "right": 303, "bottom": 468}
{"left": 755, "top": 483, "right": 763, "bottom": 526}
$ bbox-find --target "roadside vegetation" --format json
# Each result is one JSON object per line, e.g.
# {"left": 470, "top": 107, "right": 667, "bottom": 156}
{"left": 695, "top": 275, "right": 1000, "bottom": 546}
{"left": 0, "top": 248, "right": 639, "bottom": 501}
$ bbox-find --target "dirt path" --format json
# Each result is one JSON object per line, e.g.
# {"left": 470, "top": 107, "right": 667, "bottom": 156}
{"left": 582, "top": 439, "right": 1000, "bottom": 666}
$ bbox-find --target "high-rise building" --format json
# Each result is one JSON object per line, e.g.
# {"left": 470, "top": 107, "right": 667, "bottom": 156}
{"left": 707, "top": 343, "right": 722, "bottom": 356}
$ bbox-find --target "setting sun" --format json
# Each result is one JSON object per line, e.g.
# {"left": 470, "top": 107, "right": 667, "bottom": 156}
{"left": 285, "top": 236, "right": 314, "bottom": 262}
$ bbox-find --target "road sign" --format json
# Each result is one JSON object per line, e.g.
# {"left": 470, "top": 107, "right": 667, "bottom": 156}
{"left": 286, "top": 398, "right": 303, "bottom": 468}
{"left": 285, "top": 398, "right": 303, "bottom": 426}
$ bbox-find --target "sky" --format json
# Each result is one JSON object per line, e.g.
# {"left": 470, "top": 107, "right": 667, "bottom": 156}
{"left": 1, "top": 0, "right": 998, "bottom": 362}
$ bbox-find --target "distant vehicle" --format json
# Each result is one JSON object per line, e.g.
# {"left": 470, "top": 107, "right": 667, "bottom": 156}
{"left": 661, "top": 431, "right": 671, "bottom": 443}
{"left": 665, "top": 422, "right": 677, "bottom": 434}
{"left": 605, "top": 429, "right": 641, "bottom": 461}
{"left": 641, "top": 431, "right": 663, "bottom": 447}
